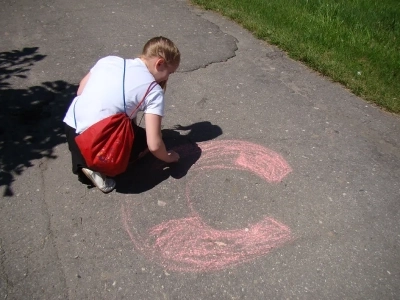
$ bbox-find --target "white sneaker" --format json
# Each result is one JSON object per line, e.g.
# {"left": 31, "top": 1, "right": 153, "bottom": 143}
{"left": 81, "top": 168, "right": 116, "bottom": 193}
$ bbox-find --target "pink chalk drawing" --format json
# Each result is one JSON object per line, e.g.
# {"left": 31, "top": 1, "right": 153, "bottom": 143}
{"left": 122, "top": 140, "right": 293, "bottom": 272}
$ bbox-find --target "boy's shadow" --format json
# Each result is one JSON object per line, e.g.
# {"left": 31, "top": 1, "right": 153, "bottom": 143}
{"left": 115, "top": 121, "right": 222, "bottom": 194}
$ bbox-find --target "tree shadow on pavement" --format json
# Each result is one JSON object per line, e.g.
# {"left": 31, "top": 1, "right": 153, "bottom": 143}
{"left": 0, "top": 47, "right": 77, "bottom": 196}
{"left": 115, "top": 121, "right": 223, "bottom": 194}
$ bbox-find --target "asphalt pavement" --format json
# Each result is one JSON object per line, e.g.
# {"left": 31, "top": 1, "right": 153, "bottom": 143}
{"left": 1, "top": 0, "right": 399, "bottom": 299}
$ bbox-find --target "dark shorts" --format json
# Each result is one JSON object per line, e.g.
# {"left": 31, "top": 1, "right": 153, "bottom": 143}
{"left": 64, "top": 121, "right": 148, "bottom": 175}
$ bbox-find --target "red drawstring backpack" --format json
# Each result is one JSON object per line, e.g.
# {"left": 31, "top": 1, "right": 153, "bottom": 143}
{"left": 74, "top": 59, "right": 157, "bottom": 177}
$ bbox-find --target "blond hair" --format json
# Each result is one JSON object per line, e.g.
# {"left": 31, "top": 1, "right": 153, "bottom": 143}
{"left": 141, "top": 36, "right": 180, "bottom": 91}
{"left": 141, "top": 36, "right": 180, "bottom": 67}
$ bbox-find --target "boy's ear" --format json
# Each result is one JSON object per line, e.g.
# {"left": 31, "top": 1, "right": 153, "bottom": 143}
{"left": 155, "top": 58, "right": 166, "bottom": 69}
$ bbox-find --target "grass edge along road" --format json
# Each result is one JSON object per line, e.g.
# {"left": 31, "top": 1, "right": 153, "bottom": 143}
{"left": 190, "top": 0, "right": 400, "bottom": 114}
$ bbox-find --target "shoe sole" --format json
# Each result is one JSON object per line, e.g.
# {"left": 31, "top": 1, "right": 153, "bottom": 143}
{"left": 81, "top": 168, "right": 115, "bottom": 193}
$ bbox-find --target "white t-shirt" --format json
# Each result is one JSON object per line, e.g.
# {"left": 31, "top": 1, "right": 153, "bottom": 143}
{"left": 63, "top": 56, "right": 164, "bottom": 134}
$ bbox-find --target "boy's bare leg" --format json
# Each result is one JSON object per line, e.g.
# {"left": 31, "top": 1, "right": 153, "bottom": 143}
{"left": 138, "top": 148, "right": 150, "bottom": 159}
{"left": 129, "top": 147, "right": 150, "bottom": 164}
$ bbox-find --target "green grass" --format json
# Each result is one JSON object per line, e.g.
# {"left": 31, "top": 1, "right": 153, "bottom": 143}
{"left": 190, "top": 0, "right": 400, "bottom": 113}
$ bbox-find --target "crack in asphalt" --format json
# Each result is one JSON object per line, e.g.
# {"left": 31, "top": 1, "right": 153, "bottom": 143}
{"left": 178, "top": 46, "right": 238, "bottom": 73}
{"left": 0, "top": 238, "right": 12, "bottom": 298}
{"left": 38, "top": 158, "right": 69, "bottom": 297}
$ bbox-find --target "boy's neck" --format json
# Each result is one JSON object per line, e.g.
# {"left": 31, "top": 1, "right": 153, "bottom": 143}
{"left": 140, "top": 56, "right": 157, "bottom": 76}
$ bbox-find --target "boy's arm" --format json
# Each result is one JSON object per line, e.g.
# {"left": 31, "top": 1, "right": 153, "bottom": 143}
{"left": 77, "top": 72, "right": 91, "bottom": 96}
{"left": 144, "top": 113, "right": 179, "bottom": 163}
